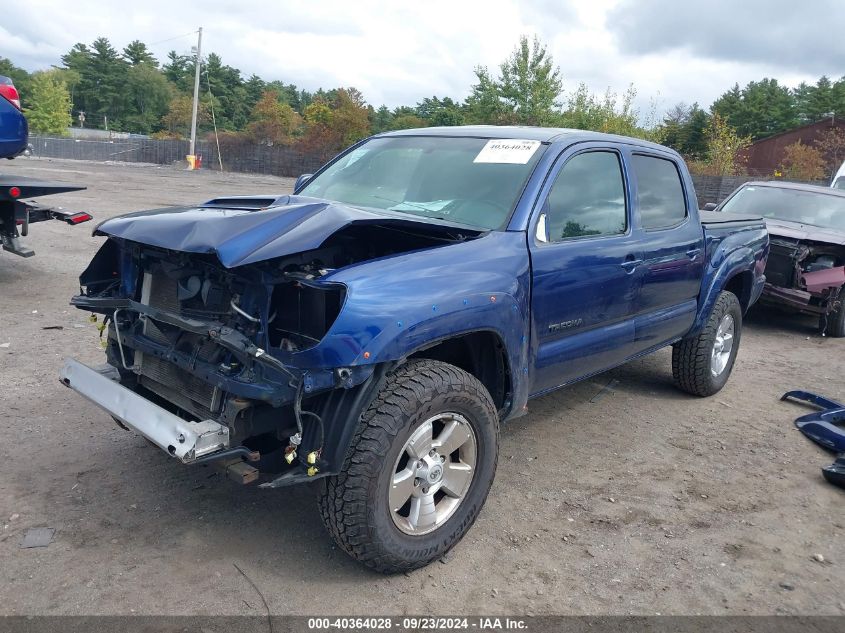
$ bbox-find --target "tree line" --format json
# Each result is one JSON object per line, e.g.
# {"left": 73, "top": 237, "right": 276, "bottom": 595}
{"left": 3, "top": 35, "right": 845, "bottom": 178}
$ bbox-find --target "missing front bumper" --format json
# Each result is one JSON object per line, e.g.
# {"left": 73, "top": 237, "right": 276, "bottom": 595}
{"left": 59, "top": 357, "right": 229, "bottom": 463}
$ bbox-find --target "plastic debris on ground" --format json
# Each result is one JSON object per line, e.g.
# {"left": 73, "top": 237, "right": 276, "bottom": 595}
{"left": 783, "top": 390, "right": 845, "bottom": 489}
{"left": 20, "top": 527, "right": 55, "bottom": 548}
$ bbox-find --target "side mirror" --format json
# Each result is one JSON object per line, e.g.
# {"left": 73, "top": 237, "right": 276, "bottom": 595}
{"left": 294, "top": 173, "right": 313, "bottom": 193}
{"left": 703, "top": 202, "right": 718, "bottom": 211}
{"left": 535, "top": 213, "right": 549, "bottom": 243}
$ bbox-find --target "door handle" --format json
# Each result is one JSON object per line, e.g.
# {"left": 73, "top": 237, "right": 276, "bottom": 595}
{"left": 687, "top": 248, "right": 702, "bottom": 260}
{"left": 621, "top": 258, "right": 642, "bottom": 272}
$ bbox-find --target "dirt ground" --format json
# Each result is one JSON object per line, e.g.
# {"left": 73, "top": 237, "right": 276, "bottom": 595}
{"left": 0, "top": 158, "right": 843, "bottom": 616}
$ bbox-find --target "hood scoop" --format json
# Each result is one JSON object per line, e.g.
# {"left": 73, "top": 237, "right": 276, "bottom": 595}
{"left": 200, "top": 196, "right": 284, "bottom": 210}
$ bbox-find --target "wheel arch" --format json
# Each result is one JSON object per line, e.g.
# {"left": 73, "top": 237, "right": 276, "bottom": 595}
{"left": 723, "top": 270, "right": 755, "bottom": 314}
{"left": 407, "top": 330, "right": 513, "bottom": 418}
{"left": 691, "top": 252, "right": 757, "bottom": 336}
{"left": 283, "top": 329, "right": 515, "bottom": 487}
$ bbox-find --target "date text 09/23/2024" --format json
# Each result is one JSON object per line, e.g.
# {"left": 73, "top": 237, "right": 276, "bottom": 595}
{"left": 307, "top": 617, "right": 527, "bottom": 630}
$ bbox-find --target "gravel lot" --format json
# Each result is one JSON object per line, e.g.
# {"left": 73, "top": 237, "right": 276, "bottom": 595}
{"left": 0, "top": 158, "right": 843, "bottom": 616}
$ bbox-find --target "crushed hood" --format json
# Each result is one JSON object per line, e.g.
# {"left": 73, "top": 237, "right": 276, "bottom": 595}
{"left": 765, "top": 218, "right": 845, "bottom": 246}
{"left": 95, "top": 196, "right": 477, "bottom": 268}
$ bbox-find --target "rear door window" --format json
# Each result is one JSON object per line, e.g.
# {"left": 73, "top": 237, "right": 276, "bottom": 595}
{"left": 632, "top": 154, "right": 687, "bottom": 230}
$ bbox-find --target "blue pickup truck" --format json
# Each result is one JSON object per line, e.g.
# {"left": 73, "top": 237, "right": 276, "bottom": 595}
{"left": 61, "top": 127, "right": 768, "bottom": 572}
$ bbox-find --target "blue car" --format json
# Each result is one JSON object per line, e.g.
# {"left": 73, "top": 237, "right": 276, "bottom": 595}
{"left": 0, "top": 77, "right": 27, "bottom": 160}
{"left": 61, "top": 126, "right": 769, "bottom": 572}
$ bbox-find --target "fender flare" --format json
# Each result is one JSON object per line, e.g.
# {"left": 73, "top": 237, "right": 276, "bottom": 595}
{"left": 689, "top": 247, "right": 753, "bottom": 336}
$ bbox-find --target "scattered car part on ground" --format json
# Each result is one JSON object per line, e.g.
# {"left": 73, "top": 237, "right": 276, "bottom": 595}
{"left": 782, "top": 390, "right": 845, "bottom": 452}
{"left": 782, "top": 390, "right": 845, "bottom": 490}
{"left": 822, "top": 456, "right": 845, "bottom": 489}
{"left": 715, "top": 181, "right": 845, "bottom": 336}
{"left": 61, "top": 126, "right": 768, "bottom": 572}
{"left": 19, "top": 527, "right": 54, "bottom": 549}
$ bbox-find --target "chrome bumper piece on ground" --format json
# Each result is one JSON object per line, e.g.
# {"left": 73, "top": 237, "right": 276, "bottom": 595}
{"left": 59, "top": 358, "right": 229, "bottom": 463}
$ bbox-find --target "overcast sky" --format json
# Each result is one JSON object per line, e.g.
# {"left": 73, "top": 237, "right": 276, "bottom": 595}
{"left": 2, "top": 0, "right": 843, "bottom": 117}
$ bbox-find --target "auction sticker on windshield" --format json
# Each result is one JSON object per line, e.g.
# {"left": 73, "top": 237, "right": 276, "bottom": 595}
{"left": 473, "top": 139, "right": 541, "bottom": 164}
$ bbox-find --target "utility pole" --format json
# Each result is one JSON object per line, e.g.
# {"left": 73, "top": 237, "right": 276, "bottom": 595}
{"left": 189, "top": 27, "right": 203, "bottom": 159}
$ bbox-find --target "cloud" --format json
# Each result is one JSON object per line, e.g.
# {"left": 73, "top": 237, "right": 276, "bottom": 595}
{"left": 0, "top": 0, "right": 838, "bottom": 116}
{"left": 608, "top": 0, "right": 845, "bottom": 76}
{"left": 0, "top": 0, "right": 532, "bottom": 106}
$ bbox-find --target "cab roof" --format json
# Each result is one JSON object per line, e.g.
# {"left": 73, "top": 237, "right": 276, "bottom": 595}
{"left": 376, "top": 125, "right": 671, "bottom": 153}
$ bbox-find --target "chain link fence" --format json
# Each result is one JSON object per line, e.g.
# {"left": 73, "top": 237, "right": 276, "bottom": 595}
{"left": 27, "top": 135, "right": 825, "bottom": 204}
{"left": 27, "top": 135, "right": 327, "bottom": 178}
{"left": 213, "top": 142, "right": 328, "bottom": 176}
{"left": 28, "top": 135, "right": 198, "bottom": 165}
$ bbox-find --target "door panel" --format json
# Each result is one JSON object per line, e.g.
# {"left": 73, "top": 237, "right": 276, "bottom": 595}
{"left": 628, "top": 153, "right": 705, "bottom": 351}
{"left": 531, "top": 237, "right": 640, "bottom": 393}
{"left": 529, "top": 148, "right": 641, "bottom": 395}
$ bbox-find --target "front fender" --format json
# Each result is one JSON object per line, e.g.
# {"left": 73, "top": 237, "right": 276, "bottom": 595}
{"left": 337, "top": 291, "right": 523, "bottom": 363}
{"left": 287, "top": 230, "right": 533, "bottom": 413}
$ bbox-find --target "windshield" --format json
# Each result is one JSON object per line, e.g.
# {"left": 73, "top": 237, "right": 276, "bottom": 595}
{"left": 299, "top": 136, "right": 546, "bottom": 230}
{"left": 720, "top": 185, "right": 845, "bottom": 231}
{"left": 833, "top": 177, "right": 845, "bottom": 191}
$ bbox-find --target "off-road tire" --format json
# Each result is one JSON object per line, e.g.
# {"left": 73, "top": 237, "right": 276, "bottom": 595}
{"left": 672, "top": 291, "right": 742, "bottom": 397}
{"left": 317, "top": 359, "right": 499, "bottom": 573}
{"left": 823, "top": 289, "right": 845, "bottom": 337}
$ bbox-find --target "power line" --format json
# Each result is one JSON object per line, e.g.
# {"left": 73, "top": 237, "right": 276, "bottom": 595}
{"left": 147, "top": 30, "right": 199, "bottom": 47}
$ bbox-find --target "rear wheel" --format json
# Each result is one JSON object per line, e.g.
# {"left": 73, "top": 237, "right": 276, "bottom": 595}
{"left": 673, "top": 291, "right": 742, "bottom": 397}
{"left": 317, "top": 359, "right": 499, "bottom": 573}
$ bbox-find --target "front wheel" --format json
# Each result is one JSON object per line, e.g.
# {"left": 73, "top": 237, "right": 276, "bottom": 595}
{"left": 672, "top": 291, "right": 743, "bottom": 397}
{"left": 317, "top": 359, "right": 499, "bottom": 573}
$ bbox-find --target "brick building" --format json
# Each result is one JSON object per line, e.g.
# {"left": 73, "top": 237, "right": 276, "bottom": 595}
{"left": 743, "top": 116, "right": 845, "bottom": 177}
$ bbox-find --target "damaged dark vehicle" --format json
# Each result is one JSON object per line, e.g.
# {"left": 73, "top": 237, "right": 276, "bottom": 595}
{"left": 62, "top": 127, "right": 768, "bottom": 572}
{"left": 714, "top": 182, "right": 845, "bottom": 336}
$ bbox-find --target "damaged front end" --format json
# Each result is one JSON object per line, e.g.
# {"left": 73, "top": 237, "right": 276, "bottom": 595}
{"left": 61, "top": 195, "right": 481, "bottom": 486}
{"left": 65, "top": 239, "right": 364, "bottom": 485}
{"left": 760, "top": 235, "right": 845, "bottom": 331}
